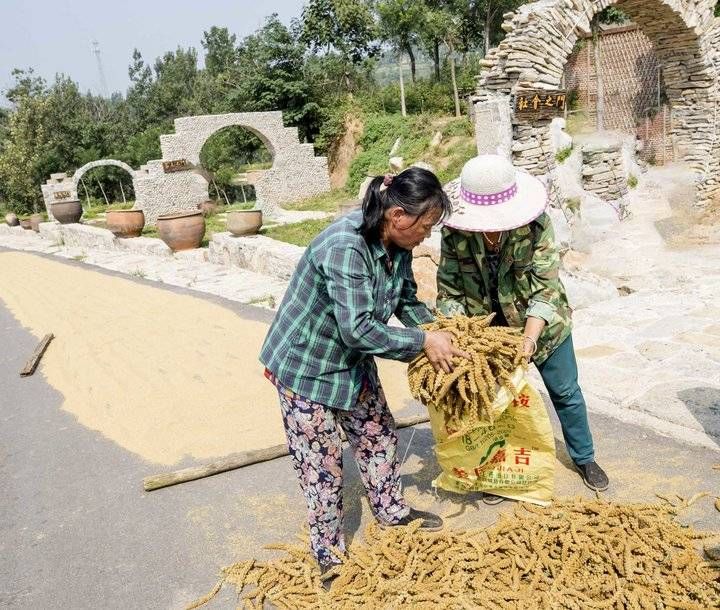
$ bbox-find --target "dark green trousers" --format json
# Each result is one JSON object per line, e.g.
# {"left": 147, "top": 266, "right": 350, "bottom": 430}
{"left": 536, "top": 334, "right": 595, "bottom": 465}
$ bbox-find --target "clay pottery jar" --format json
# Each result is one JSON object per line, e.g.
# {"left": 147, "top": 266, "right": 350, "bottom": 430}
{"left": 5, "top": 212, "right": 19, "bottom": 226}
{"left": 106, "top": 209, "right": 145, "bottom": 238}
{"left": 197, "top": 200, "right": 218, "bottom": 218}
{"left": 51, "top": 199, "right": 83, "bottom": 224}
{"left": 227, "top": 210, "right": 262, "bottom": 236}
{"left": 30, "top": 213, "right": 43, "bottom": 232}
{"left": 337, "top": 198, "right": 362, "bottom": 217}
{"left": 157, "top": 210, "right": 205, "bottom": 251}
{"left": 20, "top": 218, "right": 32, "bottom": 230}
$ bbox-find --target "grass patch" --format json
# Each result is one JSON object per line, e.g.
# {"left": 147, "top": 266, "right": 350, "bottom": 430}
{"left": 83, "top": 200, "right": 135, "bottom": 219}
{"left": 555, "top": 146, "right": 573, "bottom": 164}
{"left": 627, "top": 174, "right": 638, "bottom": 189}
{"left": 440, "top": 117, "right": 474, "bottom": 138}
{"left": 221, "top": 202, "right": 255, "bottom": 212}
{"left": 261, "top": 218, "right": 334, "bottom": 247}
{"left": 282, "top": 189, "right": 352, "bottom": 213}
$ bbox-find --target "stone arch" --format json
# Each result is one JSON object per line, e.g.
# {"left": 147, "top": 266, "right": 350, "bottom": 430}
{"left": 156, "top": 111, "right": 330, "bottom": 217}
{"left": 72, "top": 159, "right": 136, "bottom": 187}
{"left": 40, "top": 159, "right": 140, "bottom": 221}
{"left": 476, "top": 0, "right": 720, "bottom": 203}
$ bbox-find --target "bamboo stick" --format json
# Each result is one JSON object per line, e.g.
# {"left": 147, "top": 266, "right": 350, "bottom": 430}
{"left": 20, "top": 333, "right": 54, "bottom": 377}
{"left": 143, "top": 413, "right": 430, "bottom": 492}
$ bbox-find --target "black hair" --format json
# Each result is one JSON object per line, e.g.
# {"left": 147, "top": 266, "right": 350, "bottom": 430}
{"left": 359, "top": 166, "right": 452, "bottom": 242}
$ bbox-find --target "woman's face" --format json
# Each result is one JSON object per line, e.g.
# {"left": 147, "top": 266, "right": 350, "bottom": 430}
{"left": 385, "top": 206, "right": 442, "bottom": 250}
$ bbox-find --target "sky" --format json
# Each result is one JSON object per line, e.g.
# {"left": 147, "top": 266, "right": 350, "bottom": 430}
{"left": 0, "top": 0, "right": 305, "bottom": 102}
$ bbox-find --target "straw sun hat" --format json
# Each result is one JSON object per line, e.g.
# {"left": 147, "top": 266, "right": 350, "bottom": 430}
{"left": 443, "top": 154, "right": 548, "bottom": 232}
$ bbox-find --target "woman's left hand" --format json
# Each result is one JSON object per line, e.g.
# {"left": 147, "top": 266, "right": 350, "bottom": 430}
{"left": 522, "top": 336, "right": 536, "bottom": 360}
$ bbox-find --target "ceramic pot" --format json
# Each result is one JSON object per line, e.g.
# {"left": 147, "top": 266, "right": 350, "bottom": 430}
{"left": 30, "top": 213, "right": 43, "bottom": 232}
{"left": 51, "top": 200, "right": 83, "bottom": 224}
{"left": 227, "top": 210, "right": 262, "bottom": 236}
{"left": 5, "top": 212, "right": 19, "bottom": 226}
{"left": 197, "top": 200, "right": 218, "bottom": 218}
{"left": 156, "top": 210, "right": 205, "bottom": 251}
{"left": 106, "top": 209, "right": 145, "bottom": 238}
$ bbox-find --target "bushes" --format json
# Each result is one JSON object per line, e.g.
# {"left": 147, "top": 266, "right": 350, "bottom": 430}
{"left": 347, "top": 114, "right": 434, "bottom": 191}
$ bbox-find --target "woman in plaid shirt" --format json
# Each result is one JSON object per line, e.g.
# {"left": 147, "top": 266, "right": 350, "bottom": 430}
{"left": 261, "top": 167, "right": 466, "bottom": 580}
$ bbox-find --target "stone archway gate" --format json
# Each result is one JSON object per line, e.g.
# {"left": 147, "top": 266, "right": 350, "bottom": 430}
{"left": 41, "top": 159, "right": 140, "bottom": 220}
{"left": 41, "top": 111, "right": 331, "bottom": 225}
{"left": 152, "top": 111, "right": 331, "bottom": 219}
{"left": 475, "top": 0, "right": 720, "bottom": 205}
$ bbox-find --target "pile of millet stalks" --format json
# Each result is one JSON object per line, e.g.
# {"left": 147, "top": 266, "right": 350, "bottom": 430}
{"left": 187, "top": 497, "right": 720, "bottom": 610}
{"left": 408, "top": 314, "right": 525, "bottom": 424}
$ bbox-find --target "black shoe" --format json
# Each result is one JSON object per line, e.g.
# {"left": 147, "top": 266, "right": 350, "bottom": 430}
{"left": 575, "top": 461, "right": 609, "bottom": 491}
{"left": 318, "top": 561, "right": 340, "bottom": 591}
{"left": 481, "top": 493, "right": 507, "bottom": 505}
{"left": 379, "top": 508, "right": 444, "bottom": 531}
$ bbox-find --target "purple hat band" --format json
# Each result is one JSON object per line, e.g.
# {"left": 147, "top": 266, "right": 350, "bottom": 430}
{"left": 460, "top": 183, "right": 518, "bottom": 206}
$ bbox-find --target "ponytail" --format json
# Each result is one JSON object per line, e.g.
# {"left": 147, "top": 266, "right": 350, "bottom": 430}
{"left": 359, "top": 176, "right": 387, "bottom": 241}
{"left": 358, "top": 167, "right": 452, "bottom": 242}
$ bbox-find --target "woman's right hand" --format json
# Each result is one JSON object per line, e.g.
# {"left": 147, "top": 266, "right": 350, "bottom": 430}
{"left": 423, "top": 331, "right": 470, "bottom": 373}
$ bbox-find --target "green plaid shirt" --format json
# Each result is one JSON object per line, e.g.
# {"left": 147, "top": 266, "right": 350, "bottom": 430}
{"left": 260, "top": 210, "right": 433, "bottom": 410}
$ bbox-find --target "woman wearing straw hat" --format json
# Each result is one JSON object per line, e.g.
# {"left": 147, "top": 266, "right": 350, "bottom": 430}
{"left": 436, "top": 154, "right": 609, "bottom": 496}
{"left": 261, "top": 167, "right": 468, "bottom": 580}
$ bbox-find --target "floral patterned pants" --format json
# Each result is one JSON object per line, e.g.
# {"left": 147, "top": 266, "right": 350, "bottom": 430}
{"left": 275, "top": 379, "right": 409, "bottom": 565}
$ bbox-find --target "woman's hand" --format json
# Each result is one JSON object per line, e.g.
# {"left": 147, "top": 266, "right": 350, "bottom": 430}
{"left": 423, "top": 331, "right": 470, "bottom": 373}
{"left": 522, "top": 316, "right": 545, "bottom": 362}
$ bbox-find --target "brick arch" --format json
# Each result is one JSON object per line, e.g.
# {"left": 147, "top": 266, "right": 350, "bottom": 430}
{"left": 477, "top": 0, "right": 719, "bottom": 203}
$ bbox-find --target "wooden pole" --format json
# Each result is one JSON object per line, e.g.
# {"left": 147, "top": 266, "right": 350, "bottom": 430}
{"left": 119, "top": 179, "right": 127, "bottom": 205}
{"left": 96, "top": 177, "right": 109, "bottom": 205}
{"left": 20, "top": 334, "right": 54, "bottom": 377}
{"left": 142, "top": 413, "right": 430, "bottom": 492}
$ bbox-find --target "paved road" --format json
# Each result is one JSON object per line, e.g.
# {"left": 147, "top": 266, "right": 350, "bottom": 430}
{"left": 1, "top": 273, "right": 719, "bottom": 609}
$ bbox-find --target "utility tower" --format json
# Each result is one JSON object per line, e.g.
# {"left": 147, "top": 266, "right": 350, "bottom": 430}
{"left": 91, "top": 39, "right": 109, "bottom": 97}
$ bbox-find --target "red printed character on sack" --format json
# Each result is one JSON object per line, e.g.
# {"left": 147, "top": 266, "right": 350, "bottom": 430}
{"left": 453, "top": 467, "right": 469, "bottom": 479}
{"left": 514, "top": 448, "right": 531, "bottom": 465}
{"left": 514, "top": 393, "right": 530, "bottom": 408}
{"left": 490, "top": 449, "right": 506, "bottom": 464}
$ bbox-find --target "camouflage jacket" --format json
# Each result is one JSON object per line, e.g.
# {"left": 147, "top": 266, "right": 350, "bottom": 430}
{"left": 436, "top": 212, "right": 571, "bottom": 364}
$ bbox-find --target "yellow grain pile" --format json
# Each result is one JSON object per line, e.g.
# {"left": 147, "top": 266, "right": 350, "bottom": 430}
{"left": 187, "top": 498, "right": 720, "bottom": 609}
{"left": 408, "top": 314, "right": 524, "bottom": 424}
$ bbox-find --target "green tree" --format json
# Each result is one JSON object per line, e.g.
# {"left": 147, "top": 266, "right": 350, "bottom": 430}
{"left": 126, "top": 49, "right": 154, "bottom": 129}
{"left": 424, "top": 5, "right": 464, "bottom": 116}
{"left": 376, "top": 0, "right": 425, "bottom": 84}
{"left": 151, "top": 47, "right": 200, "bottom": 120}
{"left": 201, "top": 26, "right": 238, "bottom": 77}
{"left": 300, "top": 0, "right": 379, "bottom": 90}
{"left": 0, "top": 79, "right": 51, "bottom": 213}
{"left": 229, "top": 15, "right": 323, "bottom": 142}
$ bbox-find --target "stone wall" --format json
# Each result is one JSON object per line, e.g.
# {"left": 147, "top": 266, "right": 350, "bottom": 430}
{"left": 157, "top": 112, "right": 330, "bottom": 218}
{"left": 40, "top": 111, "right": 331, "bottom": 225}
{"left": 581, "top": 141, "right": 629, "bottom": 200}
{"left": 132, "top": 161, "right": 208, "bottom": 225}
{"left": 476, "top": 0, "right": 720, "bottom": 205}
{"left": 41, "top": 160, "right": 141, "bottom": 221}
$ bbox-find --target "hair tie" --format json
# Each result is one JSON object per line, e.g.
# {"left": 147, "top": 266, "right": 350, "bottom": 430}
{"left": 379, "top": 173, "right": 395, "bottom": 193}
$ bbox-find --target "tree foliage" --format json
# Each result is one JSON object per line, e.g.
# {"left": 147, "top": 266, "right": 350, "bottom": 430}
{"left": 0, "top": 0, "right": 528, "bottom": 213}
